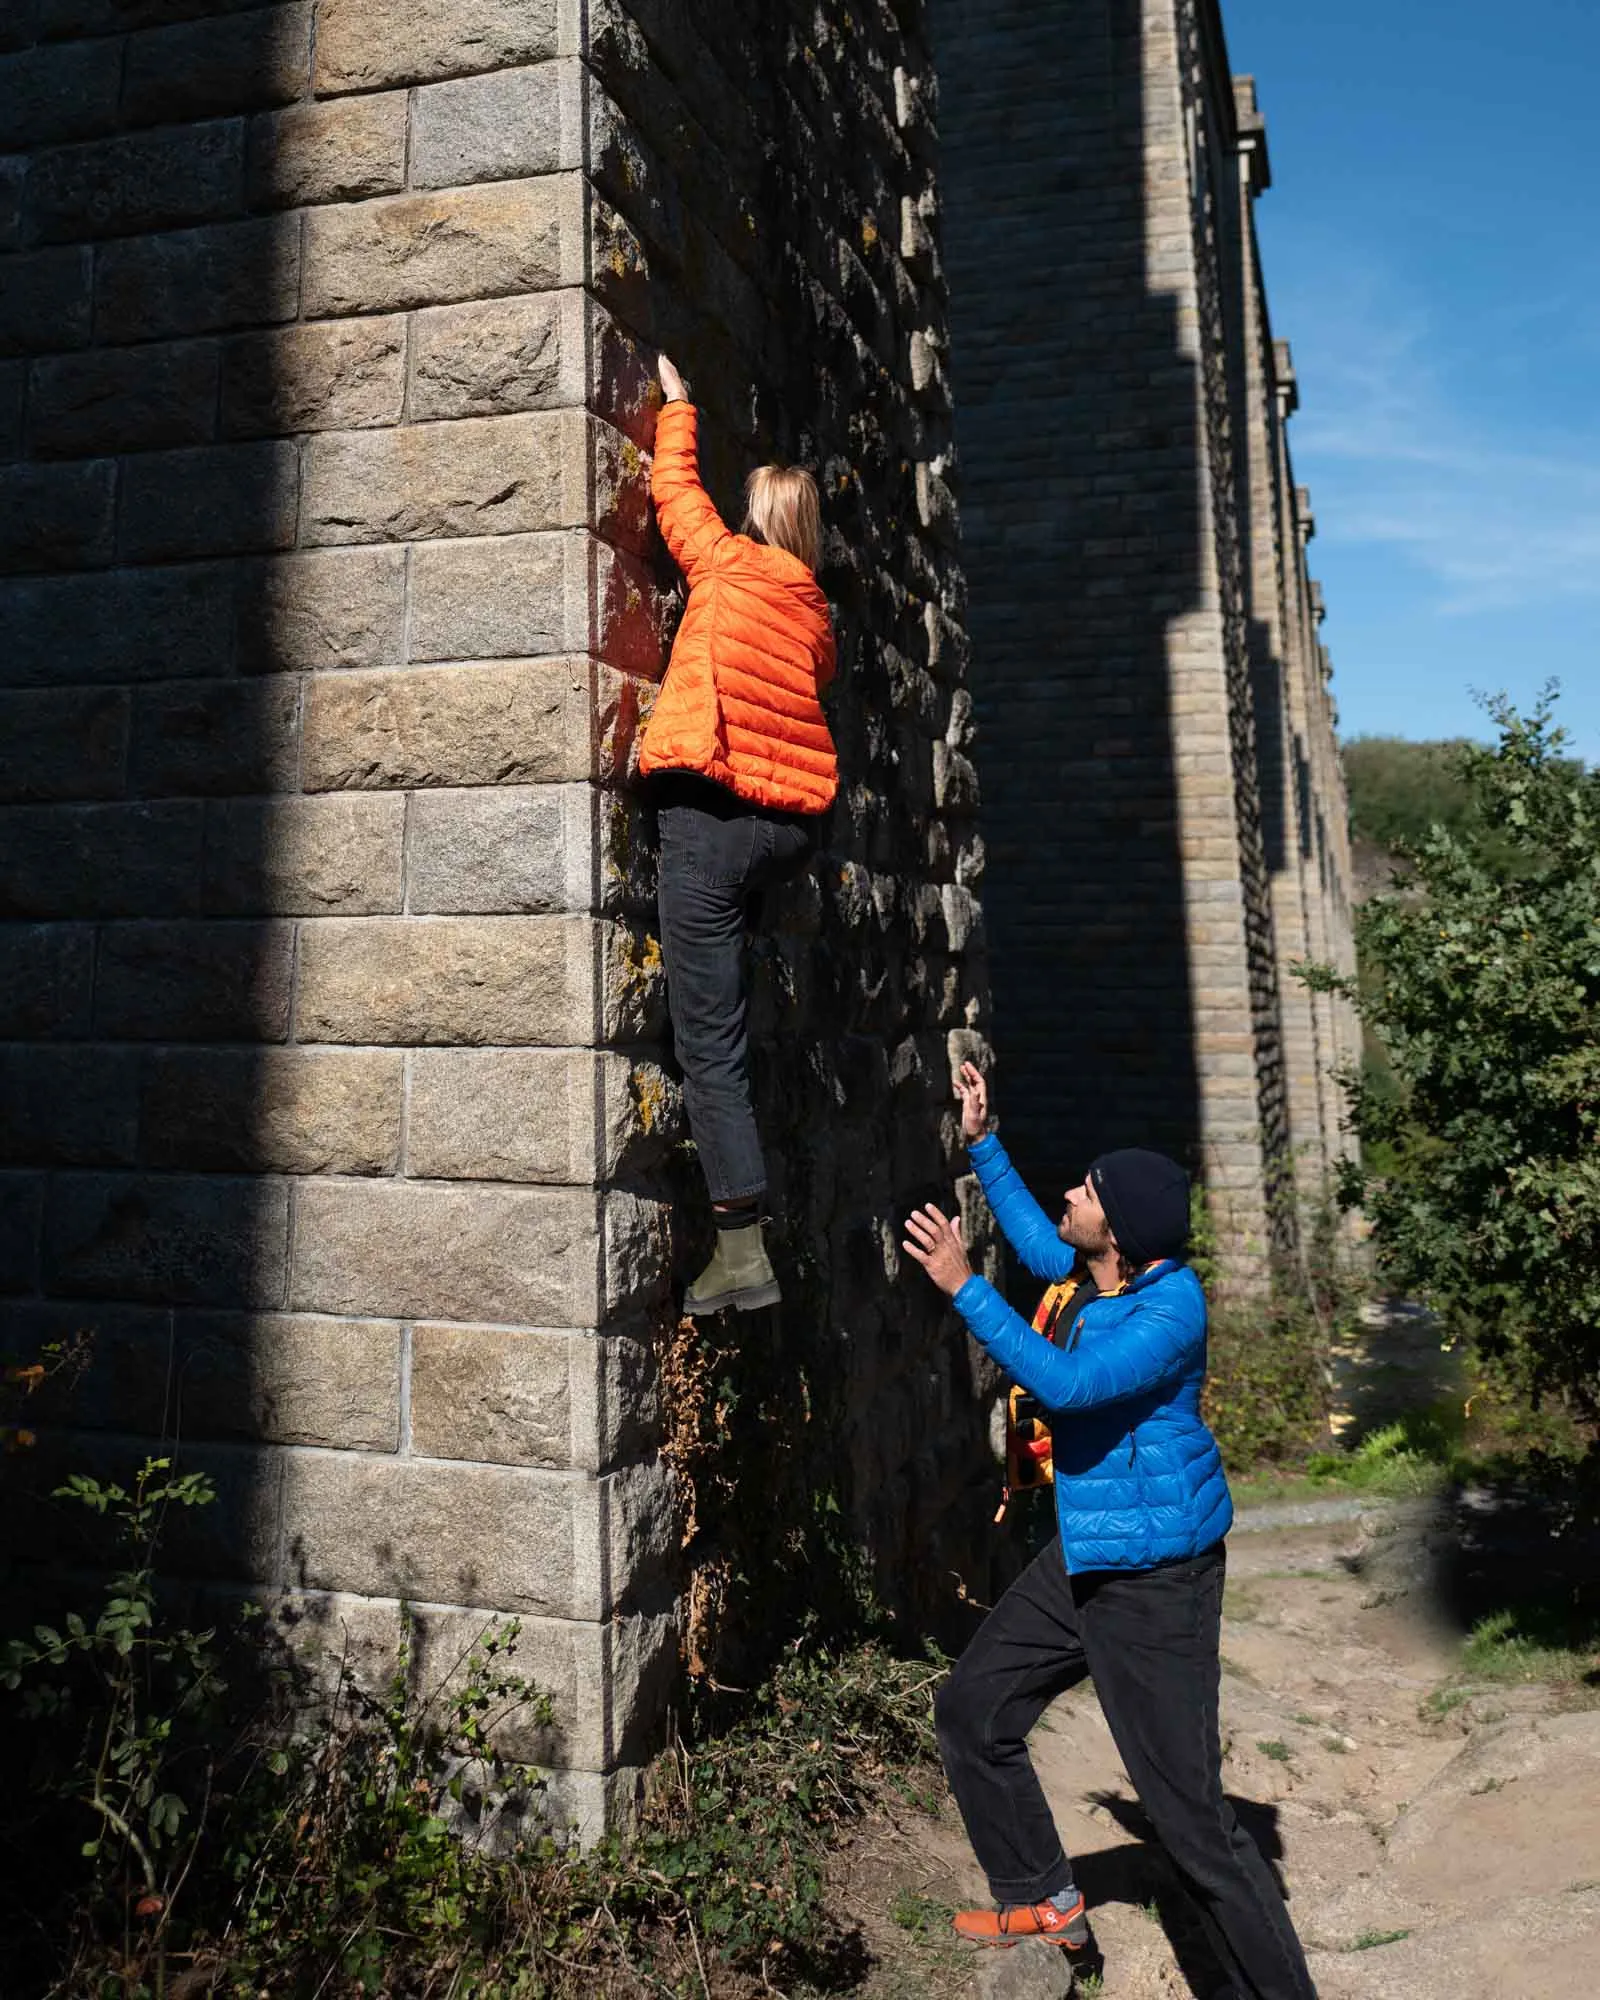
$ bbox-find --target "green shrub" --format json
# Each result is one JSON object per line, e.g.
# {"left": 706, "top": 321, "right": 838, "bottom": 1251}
{"left": 1204, "top": 1296, "right": 1331, "bottom": 1472}
{"left": 1313, "top": 695, "right": 1600, "bottom": 1426}
{"left": 0, "top": 1452, "right": 949, "bottom": 1999}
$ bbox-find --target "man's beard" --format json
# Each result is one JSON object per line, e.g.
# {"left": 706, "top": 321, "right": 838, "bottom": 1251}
{"left": 1058, "top": 1214, "right": 1113, "bottom": 1256}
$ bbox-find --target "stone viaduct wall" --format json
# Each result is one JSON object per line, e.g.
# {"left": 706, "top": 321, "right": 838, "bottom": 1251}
{"left": 0, "top": 0, "right": 1354, "bottom": 1830}
{"left": 929, "top": 0, "right": 1357, "bottom": 1272}
{"left": 0, "top": 0, "right": 994, "bottom": 1835}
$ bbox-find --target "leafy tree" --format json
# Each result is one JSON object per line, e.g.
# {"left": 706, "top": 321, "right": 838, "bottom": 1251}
{"left": 1343, "top": 733, "right": 1482, "bottom": 854}
{"left": 1310, "top": 695, "right": 1600, "bottom": 1427}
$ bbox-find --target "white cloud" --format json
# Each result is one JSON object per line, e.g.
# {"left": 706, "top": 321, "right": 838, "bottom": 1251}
{"left": 1281, "top": 268, "right": 1600, "bottom": 615}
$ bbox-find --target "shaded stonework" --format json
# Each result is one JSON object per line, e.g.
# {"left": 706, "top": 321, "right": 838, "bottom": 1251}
{"left": 930, "top": 0, "right": 1357, "bottom": 1275}
{"left": 0, "top": 0, "right": 993, "bottom": 1834}
{"left": 0, "top": 0, "right": 1352, "bottom": 1831}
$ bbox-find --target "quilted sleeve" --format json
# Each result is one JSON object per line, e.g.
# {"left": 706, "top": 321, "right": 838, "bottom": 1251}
{"left": 952, "top": 1276, "right": 1199, "bottom": 1412}
{"left": 651, "top": 401, "right": 731, "bottom": 586}
{"left": 816, "top": 618, "right": 838, "bottom": 692}
{"left": 968, "top": 1133, "right": 1076, "bottom": 1283}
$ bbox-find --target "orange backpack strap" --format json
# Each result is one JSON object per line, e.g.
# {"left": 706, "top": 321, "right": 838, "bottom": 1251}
{"left": 995, "top": 1278, "right": 1084, "bottom": 1522}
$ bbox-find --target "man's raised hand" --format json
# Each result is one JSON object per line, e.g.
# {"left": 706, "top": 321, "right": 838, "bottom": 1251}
{"left": 954, "top": 1060, "right": 991, "bottom": 1144}
{"left": 902, "top": 1204, "right": 974, "bottom": 1298}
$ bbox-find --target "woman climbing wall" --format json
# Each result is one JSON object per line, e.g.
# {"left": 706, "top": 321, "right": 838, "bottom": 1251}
{"left": 642, "top": 355, "right": 839, "bottom": 1315}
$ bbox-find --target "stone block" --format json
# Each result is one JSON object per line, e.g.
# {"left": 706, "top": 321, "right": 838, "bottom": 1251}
{"left": 0, "top": 246, "right": 91, "bottom": 355}
{"left": 120, "top": 5, "right": 311, "bottom": 126}
{"left": 410, "top": 291, "right": 584, "bottom": 421}
{"left": 118, "top": 440, "right": 299, "bottom": 562}
{"left": 293, "top": 914, "right": 595, "bottom": 1046}
{"left": 0, "top": 459, "right": 114, "bottom": 574}
{"left": 277, "top": 1452, "right": 673, "bottom": 1624}
{"left": 246, "top": 93, "right": 408, "bottom": 209}
{"left": 221, "top": 317, "right": 405, "bottom": 438}
{"left": 27, "top": 120, "right": 245, "bottom": 244}
{"left": 130, "top": 676, "right": 301, "bottom": 796}
{"left": 0, "top": 157, "right": 18, "bottom": 254}
{"left": 204, "top": 793, "right": 405, "bottom": 916}
{"left": 410, "top": 60, "right": 579, "bottom": 189}
{"left": 408, "top": 1323, "right": 573, "bottom": 1466}
{"left": 277, "top": 1451, "right": 579, "bottom": 1617}
{"left": 0, "top": 801, "right": 204, "bottom": 919}
{"left": 408, "top": 532, "right": 578, "bottom": 661}
{"left": 406, "top": 1047, "right": 597, "bottom": 1183}
{"left": 95, "top": 215, "right": 301, "bottom": 343}
{"left": 0, "top": 1173, "right": 43, "bottom": 1292}
{"left": 235, "top": 546, "right": 405, "bottom": 673}
{"left": 0, "top": 39, "right": 123, "bottom": 149}
{"left": 0, "top": 156, "right": 20, "bottom": 252}
{"left": 409, "top": 1325, "right": 658, "bottom": 1475}
{"left": 0, "top": 924, "right": 94, "bottom": 1037}
{"left": 42, "top": 1171, "right": 290, "bottom": 1308}
{"left": 406, "top": 784, "right": 593, "bottom": 914}
{"left": 39, "top": 0, "right": 281, "bottom": 32}
{"left": 592, "top": 537, "right": 672, "bottom": 675}
{"left": 94, "top": 920, "right": 295, "bottom": 1040}
{"left": 289, "top": 1178, "right": 599, "bottom": 1325}
{"left": 587, "top": 297, "right": 655, "bottom": 445}
{"left": 301, "top": 658, "right": 595, "bottom": 790}
{"left": 0, "top": 563, "right": 235, "bottom": 687}
{"left": 601, "top": 1056, "right": 681, "bottom": 1175}
{"left": 599, "top": 1191, "right": 671, "bottom": 1317}
{"left": 301, "top": 410, "right": 584, "bottom": 547}
{"left": 312, "top": 0, "right": 563, "bottom": 93}
{"left": 103, "top": 1310, "right": 400, "bottom": 1451}
{"left": 0, "top": 687, "right": 128, "bottom": 802}
{"left": 302, "top": 176, "right": 582, "bottom": 318}
{"left": 261, "top": 1595, "right": 670, "bottom": 1773}
{"left": 141, "top": 1047, "right": 403, "bottom": 1176}
{"left": 0, "top": 359, "right": 20, "bottom": 459}
{"left": 29, "top": 341, "right": 219, "bottom": 458}
{"left": 0, "top": 1044, "right": 138, "bottom": 1166}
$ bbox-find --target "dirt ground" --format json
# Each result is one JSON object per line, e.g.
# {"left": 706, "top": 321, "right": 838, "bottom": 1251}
{"left": 830, "top": 1498, "right": 1600, "bottom": 1999}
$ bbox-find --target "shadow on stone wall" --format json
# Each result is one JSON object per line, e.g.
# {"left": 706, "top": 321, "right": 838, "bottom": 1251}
{"left": 0, "top": 1, "right": 308, "bottom": 1644}
{"left": 931, "top": 0, "right": 1205, "bottom": 1215}
{"left": 588, "top": 2, "right": 1000, "bottom": 1673}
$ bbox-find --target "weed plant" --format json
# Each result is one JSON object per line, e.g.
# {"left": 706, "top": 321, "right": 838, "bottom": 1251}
{"left": 0, "top": 1454, "right": 948, "bottom": 1999}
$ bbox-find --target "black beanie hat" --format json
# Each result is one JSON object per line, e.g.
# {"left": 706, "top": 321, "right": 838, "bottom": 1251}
{"left": 1088, "top": 1148, "right": 1191, "bottom": 1266}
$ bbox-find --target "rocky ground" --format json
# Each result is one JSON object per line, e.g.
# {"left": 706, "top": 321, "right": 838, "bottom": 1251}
{"left": 831, "top": 1495, "right": 1600, "bottom": 1999}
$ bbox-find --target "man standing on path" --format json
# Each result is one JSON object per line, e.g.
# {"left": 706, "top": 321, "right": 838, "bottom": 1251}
{"left": 901, "top": 1063, "right": 1318, "bottom": 1998}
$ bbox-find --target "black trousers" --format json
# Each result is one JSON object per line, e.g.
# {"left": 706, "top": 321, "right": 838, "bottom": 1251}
{"left": 935, "top": 1539, "right": 1317, "bottom": 2000}
{"left": 654, "top": 780, "right": 814, "bottom": 1204}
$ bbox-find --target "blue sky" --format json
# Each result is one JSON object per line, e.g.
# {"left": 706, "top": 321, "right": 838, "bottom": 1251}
{"left": 1222, "top": 0, "right": 1600, "bottom": 757}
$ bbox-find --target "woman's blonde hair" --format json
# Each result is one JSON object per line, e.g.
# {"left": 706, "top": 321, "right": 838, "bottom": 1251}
{"left": 742, "top": 464, "right": 823, "bottom": 572}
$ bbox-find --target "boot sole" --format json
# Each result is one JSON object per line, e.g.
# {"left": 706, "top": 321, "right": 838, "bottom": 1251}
{"left": 683, "top": 1279, "right": 782, "bottom": 1316}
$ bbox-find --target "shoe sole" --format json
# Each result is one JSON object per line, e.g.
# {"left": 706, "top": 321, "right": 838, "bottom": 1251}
{"left": 683, "top": 1279, "right": 782, "bottom": 1316}
{"left": 956, "top": 1935, "right": 1090, "bottom": 1951}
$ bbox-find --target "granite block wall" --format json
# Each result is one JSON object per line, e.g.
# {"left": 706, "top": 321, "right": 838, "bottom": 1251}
{"left": 929, "top": 0, "right": 1357, "bottom": 1277}
{"left": 0, "top": 0, "right": 995, "bottom": 1832}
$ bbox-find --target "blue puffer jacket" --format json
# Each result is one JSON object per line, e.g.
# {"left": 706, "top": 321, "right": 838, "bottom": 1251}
{"left": 954, "top": 1133, "right": 1233, "bottom": 1573}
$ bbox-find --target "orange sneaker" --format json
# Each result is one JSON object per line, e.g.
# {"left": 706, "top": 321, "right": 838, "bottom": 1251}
{"left": 952, "top": 1890, "right": 1089, "bottom": 1949}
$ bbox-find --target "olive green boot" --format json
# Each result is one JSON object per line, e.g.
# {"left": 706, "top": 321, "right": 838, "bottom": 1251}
{"left": 684, "top": 1220, "right": 781, "bottom": 1315}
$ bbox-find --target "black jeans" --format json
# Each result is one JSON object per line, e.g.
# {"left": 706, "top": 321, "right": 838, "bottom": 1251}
{"left": 936, "top": 1539, "right": 1316, "bottom": 2000}
{"left": 655, "top": 780, "right": 814, "bottom": 1204}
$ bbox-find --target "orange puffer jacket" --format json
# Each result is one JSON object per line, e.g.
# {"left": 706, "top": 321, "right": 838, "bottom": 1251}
{"left": 639, "top": 402, "right": 838, "bottom": 815}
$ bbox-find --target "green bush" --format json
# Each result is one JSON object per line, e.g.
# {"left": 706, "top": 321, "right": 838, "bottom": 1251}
{"left": 1312, "top": 695, "right": 1600, "bottom": 1427}
{"left": 1204, "top": 1297, "right": 1330, "bottom": 1472}
{"left": 0, "top": 1455, "right": 948, "bottom": 1999}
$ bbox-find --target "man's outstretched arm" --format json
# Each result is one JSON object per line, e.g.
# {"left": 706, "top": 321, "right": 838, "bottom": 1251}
{"left": 901, "top": 1205, "right": 1193, "bottom": 1413}
{"left": 954, "top": 1061, "right": 1075, "bottom": 1284}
